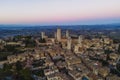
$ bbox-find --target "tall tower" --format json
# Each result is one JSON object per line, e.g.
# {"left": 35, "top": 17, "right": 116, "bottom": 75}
{"left": 67, "top": 37, "right": 72, "bottom": 50}
{"left": 66, "top": 30, "right": 69, "bottom": 38}
{"left": 54, "top": 32, "right": 57, "bottom": 40}
{"left": 78, "top": 35, "right": 82, "bottom": 46}
{"left": 57, "top": 28, "right": 61, "bottom": 42}
{"left": 41, "top": 32, "right": 45, "bottom": 39}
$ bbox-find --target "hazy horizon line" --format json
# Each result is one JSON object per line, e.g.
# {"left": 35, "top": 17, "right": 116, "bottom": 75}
{"left": 0, "top": 22, "right": 120, "bottom": 27}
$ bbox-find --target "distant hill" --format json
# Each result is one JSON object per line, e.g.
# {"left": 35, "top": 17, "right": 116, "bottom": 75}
{"left": 0, "top": 23, "right": 120, "bottom": 38}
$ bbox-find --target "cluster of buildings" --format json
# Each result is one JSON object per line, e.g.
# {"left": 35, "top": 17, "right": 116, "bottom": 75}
{"left": 0, "top": 28, "right": 120, "bottom": 80}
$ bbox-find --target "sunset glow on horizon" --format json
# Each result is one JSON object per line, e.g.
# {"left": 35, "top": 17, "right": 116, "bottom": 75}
{"left": 0, "top": 0, "right": 120, "bottom": 25}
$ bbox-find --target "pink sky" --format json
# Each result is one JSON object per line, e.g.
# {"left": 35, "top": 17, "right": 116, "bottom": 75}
{"left": 0, "top": 0, "right": 120, "bottom": 25}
